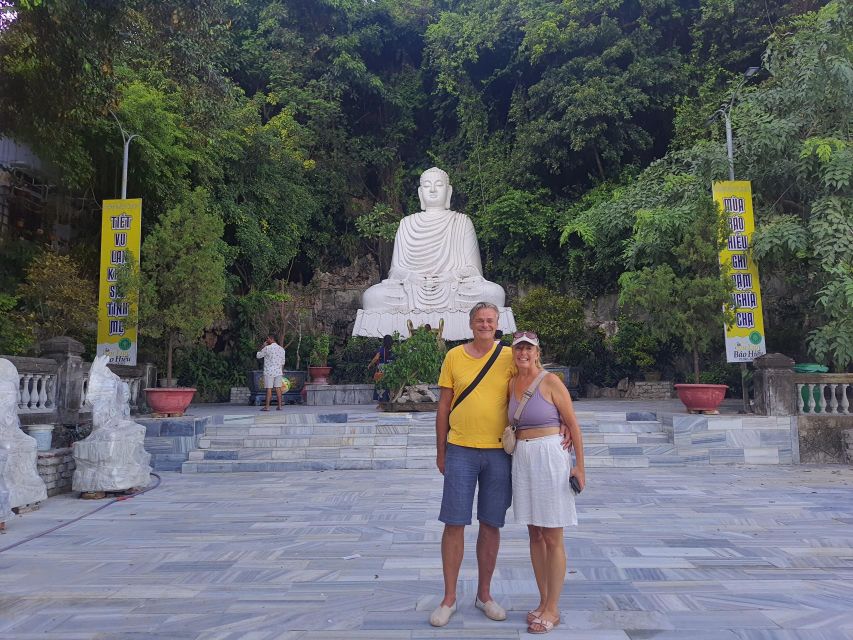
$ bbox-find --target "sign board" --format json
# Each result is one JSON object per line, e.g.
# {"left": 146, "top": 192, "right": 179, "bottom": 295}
{"left": 96, "top": 198, "right": 141, "bottom": 365}
{"left": 713, "top": 181, "right": 766, "bottom": 363}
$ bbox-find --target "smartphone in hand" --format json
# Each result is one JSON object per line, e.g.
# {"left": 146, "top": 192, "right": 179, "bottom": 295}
{"left": 569, "top": 475, "right": 582, "bottom": 495}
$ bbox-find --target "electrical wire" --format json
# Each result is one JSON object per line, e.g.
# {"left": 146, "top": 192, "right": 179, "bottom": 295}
{"left": 0, "top": 472, "right": 162, "bottom": 554}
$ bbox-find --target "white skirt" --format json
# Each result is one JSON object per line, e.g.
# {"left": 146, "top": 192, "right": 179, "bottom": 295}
{"left": 512, "top": 434, "right": 578, "bottom": 528}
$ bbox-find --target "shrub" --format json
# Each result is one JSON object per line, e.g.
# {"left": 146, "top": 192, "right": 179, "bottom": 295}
{"left": 332, "top": 336, "right": 382, "bottom": 384}
{"left": 379, "top": 329, "right": 443, "bottom": 400}
{"left": 173, "top": 344, "right": 244, "bottom": 403}
{"left": 512, "top": 287, "right": 592, "bottom": 364}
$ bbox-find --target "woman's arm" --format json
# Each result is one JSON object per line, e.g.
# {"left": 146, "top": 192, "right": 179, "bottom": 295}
{"left": 543, "top": 374, "right": 585, "bottom": 489}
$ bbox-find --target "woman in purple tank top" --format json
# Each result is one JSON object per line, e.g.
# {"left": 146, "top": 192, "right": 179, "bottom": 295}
{"left": 508, "top": 330, "right": 585, "bottom": 634}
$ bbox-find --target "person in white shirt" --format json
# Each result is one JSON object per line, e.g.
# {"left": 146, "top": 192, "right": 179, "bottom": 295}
{"left": 256, "top": 335, "right": 287, "bottom": 411}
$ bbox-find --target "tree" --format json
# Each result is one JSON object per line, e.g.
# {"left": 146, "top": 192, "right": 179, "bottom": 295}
{"left": 137, "top": 188, "right": 227, "bottom": 382}
{"left": 614, "top": 147, "right": 735, "bottom": 382}
{"left": 740, "top": 0, "right": 853, "bottom": 370}
{"left": 16, "top": 250, "right": 97, "bottom": 347}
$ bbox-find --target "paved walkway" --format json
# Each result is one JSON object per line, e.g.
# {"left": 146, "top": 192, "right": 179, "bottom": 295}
{"left": 1, "top": 465, "right": 852, "bottom": 639}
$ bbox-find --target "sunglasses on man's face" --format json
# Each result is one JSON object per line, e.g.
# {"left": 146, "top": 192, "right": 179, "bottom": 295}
{"left": 512, "top": 331, "right": 538, "bottom": 340}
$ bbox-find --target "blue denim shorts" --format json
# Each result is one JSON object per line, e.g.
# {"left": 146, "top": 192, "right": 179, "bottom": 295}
{"left": 439, "top": 443, "right": 512, "bottom": 528}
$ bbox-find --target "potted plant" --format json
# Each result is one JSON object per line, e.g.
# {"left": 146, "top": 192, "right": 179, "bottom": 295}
{"left": 616, "top": 154, "right": 735, "bottom": 413}
{"left": 308, "top": 333, "right": 332, "bottom": 384}
{"left": 124, "top": 188, "right": 227, "bottom": 415}
{"left": 378, "top": 328, "right": 443, "bottom": 407}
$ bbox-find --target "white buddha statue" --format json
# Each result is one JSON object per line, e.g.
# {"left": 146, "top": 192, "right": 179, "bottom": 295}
{"left": 0, "top": 359, "right": 47, "bottom": 509}
{"left": 72, "top": 356, "right": 151, "bottom": 493}
{"left": 354, "top": 168, "right": 515, "bottom": 339}
{"left": 363, "top": 167, "right": 506, "bottom": 311}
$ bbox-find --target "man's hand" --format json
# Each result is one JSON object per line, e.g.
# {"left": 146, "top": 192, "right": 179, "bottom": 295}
{"left": 436, "top": 452, "right": 446, "bottom": 475}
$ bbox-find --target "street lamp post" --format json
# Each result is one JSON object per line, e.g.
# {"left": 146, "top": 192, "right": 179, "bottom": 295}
{"left": 708, "top": 66, "right": 760, "bottom": 414}
{"left": 110, "top": 111, "right": 138, "bottom": 199}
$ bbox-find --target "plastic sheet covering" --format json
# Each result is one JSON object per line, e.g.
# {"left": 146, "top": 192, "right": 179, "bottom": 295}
{"left": 0, "top": 359, "right": 48, "bottom": 508}
{"left": 0, "top": 449, "right": 12, "bottom": 523}
{"left": 72, "top": 356, "right": 151, "bottom": 493}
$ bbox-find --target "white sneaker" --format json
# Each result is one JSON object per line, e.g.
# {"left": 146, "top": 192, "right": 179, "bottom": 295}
{"left": 475, "top": 597, "right": 507, "bottom": 621}
{"left": 429, "top": 601, "right": 457, "bottom": 627}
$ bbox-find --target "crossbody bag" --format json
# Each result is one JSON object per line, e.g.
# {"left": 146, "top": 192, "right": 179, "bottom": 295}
{"left": 502, "top": 369, "right": 548, "bottom": 454}
{"left": 449, "top": 343, "right": 504, "bottom": 414}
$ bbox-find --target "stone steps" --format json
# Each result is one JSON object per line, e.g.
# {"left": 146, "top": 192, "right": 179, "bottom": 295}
{"left": 183, "top": 411, "right": 671, "bottom": 473}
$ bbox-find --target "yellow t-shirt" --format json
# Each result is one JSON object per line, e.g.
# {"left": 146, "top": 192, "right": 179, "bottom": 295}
{"left": 438, "top": 343, "right": 514, "bottom": 448}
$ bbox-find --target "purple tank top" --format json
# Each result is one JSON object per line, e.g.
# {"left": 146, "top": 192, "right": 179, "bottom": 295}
{"left": 507, "top": 386, "right": 560, "bottom": 430}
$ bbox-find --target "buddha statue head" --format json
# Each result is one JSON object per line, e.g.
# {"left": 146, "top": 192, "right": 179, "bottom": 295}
{"left": 418, "top": 167, "right": 453, "bottom": 211}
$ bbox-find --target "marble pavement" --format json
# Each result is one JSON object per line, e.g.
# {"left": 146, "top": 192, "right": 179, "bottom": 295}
{"left": 0, "top": 464, "right": 852, "bottom": 639}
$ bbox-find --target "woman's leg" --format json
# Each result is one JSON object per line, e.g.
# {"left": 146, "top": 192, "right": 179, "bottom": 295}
{"left": 537, "top": 527, "right": 566, "bottom": 624}
{"left": 527, "top": 525, "right": 548, "bottom": 615}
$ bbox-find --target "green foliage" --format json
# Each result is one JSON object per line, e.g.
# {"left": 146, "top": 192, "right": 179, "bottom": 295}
{"left": 0, "top": 293, "right": 34, "bottom": 355}
{"left": 608, "top": 320, "right": 662, "bottom": 371}
{"left": 579, "top": 145, "right": 737, "bottom": 381}
{"left": 331, "top": 336, "right": 382, "bottom": 384}
{"left": 309, "top": 333, "right": 331, "bottom": 367}
{"left": 741, "top": 0, "right": 853, "bottom": 370}
{"left": 138, "top": 187, "right": 227, "bottom": 380}
{"left": 379, "top": 329, "right": 443, "bottom": 399}
{"left": 173, "top": 344, "right": 244, "bottom": 403}
{"left": 512, "top": 288, "right": 591, "bottom": 365}
{"left": 16, "top": 250, "right": 97, "bottom": 348}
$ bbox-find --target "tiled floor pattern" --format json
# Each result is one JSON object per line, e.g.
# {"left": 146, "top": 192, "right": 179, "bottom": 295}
{"left": 1, "top": 466, "right": 852, "bottom": 639}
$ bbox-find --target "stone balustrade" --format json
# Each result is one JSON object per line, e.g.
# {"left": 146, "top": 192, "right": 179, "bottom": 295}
{"left": 6, "top": 357, "right": 58, "bottom": 414}
{"left": 795, "top": 375, "right": 852, "bottom": 415}
{"left": 2, "top": 336, "right": 156, "bottom": 428}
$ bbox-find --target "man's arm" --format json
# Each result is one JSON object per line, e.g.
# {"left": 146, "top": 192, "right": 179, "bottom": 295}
{"left": 435, "top": 386, "right": 454, "bottom": 475}
{"left": 256, "top": 345, "right": 267, "bottom": 359}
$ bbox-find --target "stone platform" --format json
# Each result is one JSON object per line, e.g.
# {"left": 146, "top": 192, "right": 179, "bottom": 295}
{"left": 1, "top": 465, "right": 852, "bottom": 638}
{"left": 352, "top": 307, "right": 516, "bottom": 340}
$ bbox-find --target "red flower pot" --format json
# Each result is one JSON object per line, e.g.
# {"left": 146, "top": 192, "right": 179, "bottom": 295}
{"left": 674, "top": 383, "right": 728, "bottom": 413}
{"left": 144, "top": 387, "right": 196, "bottom": 416}
{"left": 308, "top": 366, "right": 332, "bottom": 385}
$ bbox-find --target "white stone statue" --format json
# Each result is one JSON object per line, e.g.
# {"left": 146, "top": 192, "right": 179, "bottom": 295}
{"left": 0, "top": 359, "right": 47, "bottom": 509}
{"left": 72, "top": 356, "right": 151, "bottom": 493}
{"left": 353, "top": 167, "right": 516, "bottom": 339}
{"left": 0, "top": 449, "right": 12, "bottom": 528}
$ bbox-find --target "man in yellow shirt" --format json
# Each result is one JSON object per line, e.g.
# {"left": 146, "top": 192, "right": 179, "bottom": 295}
{"left": 429, "top": 302, "right": 514, "bottom": 627}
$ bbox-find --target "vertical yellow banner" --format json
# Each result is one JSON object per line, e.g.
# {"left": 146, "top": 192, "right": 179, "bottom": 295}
{"left": 96, "top": 199, "right": 141, "bottom": 365}
{"left": 713, "top": 181, "right": 766, "bottom": 363}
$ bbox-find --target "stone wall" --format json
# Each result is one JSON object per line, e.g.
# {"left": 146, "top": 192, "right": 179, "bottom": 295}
{"left": 139, "top": 416, "right": 210, "bottom": 471}
{"left": 844, "top": 429, "right": 853, "bottom": 465}
{"left": 36, "top": 448, "right": 75, "bottom": 497}
{"left": 627, "top": 381, "right": 674, "bottom": 400}
{"left": 797, "top": 415, "right": 853, "bottom": 464}
{"left": 230, "top": 387, "right": 251, "bottom": 404}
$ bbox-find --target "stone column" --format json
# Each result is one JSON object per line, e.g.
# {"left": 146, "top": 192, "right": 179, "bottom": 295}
{"left": 39, "top": 336, "right": 86, "bottom": 425}
{"left": 753, "top": 353, "right": 795, "bottom": 416}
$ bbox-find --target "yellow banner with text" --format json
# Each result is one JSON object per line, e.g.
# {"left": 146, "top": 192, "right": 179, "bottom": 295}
{"left": 713, "top": 181, "right": 766, "bottom": 363}
{"left": 96, "top": 199, "right": 141, "bottom": 365}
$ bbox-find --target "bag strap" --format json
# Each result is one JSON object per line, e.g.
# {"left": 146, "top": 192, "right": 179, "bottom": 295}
{"left": 450, "top": 344, "right": 503, "bottom": 414}
{"left": 511, "top": 369, "right": 549, "bottom": 427}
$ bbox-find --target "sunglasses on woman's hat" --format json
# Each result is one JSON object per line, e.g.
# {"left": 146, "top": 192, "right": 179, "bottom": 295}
{"left": 511, "top": 331, "right": 539, "bottom": 347}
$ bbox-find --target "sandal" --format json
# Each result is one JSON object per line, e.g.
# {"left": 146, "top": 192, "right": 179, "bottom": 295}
{"left": 527, "top": 610, "right": 542, "bottom": 624}
{"left": 528, "top": 616, "right": 558, "bottom": 634}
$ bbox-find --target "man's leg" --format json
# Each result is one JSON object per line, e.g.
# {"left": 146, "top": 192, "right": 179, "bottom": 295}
{"left": 440, "top": 524, "right": 465, "bottom": 607}
{"left": 264, "top": 387, "right": 272, "bottom": 410}
{"left": 476, "top": 522, "right": 500, "bottom": 603}
{"left": 473, "top": 448, "right": 512, "bottom": 618}
{"left": 275, "top": 385, "right": 283, "bottom": 410}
